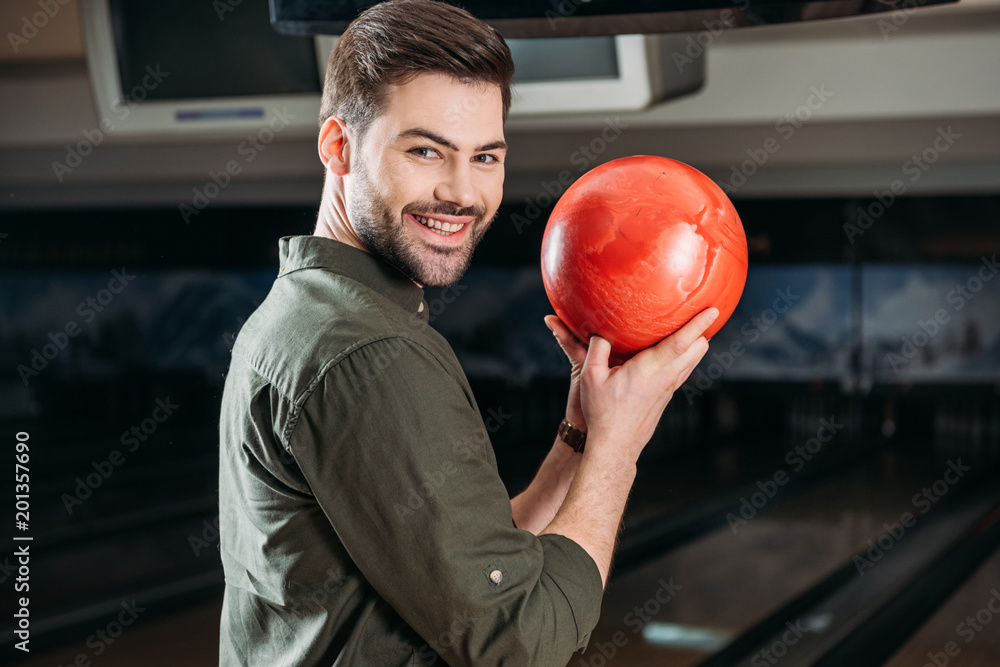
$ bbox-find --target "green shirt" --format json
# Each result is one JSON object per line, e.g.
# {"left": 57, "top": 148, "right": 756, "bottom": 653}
{"left": 218, "top": 235, "right": 603, "bottom": 666}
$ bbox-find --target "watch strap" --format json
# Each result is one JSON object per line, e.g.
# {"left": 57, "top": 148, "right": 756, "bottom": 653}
{"left": 558, "top": 418, "right": 587, "bottom": 453}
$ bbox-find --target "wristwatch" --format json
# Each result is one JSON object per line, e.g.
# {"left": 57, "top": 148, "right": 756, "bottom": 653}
{"left": 558, "top": 418, "right": 587, "bottom": 453}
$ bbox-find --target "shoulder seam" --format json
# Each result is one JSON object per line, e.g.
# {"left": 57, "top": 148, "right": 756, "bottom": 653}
{"left": 231, "top": 345, "right": 294, "bottom": 406}
{"left": 281, "top": 333, "right": 452, "bottom": 450}
{"left": 234, "top": 273, "right": 429, "bottom": 453}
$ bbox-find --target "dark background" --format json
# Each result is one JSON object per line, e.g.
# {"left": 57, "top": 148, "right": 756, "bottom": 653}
{"left": 1, "top": 194, "right": 998, "bottom": 664}
{"left": 2, "top": 0, "right": 1000, "bottom": 663}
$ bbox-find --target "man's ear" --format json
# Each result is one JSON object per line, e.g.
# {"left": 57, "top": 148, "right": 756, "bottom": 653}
{"left": 318, "top": 116, "right": 351, "bottom": 177}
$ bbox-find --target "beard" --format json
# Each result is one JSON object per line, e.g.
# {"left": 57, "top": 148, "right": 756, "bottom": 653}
{"left": 346, "top": 158, "right": 495, "bottom": 288}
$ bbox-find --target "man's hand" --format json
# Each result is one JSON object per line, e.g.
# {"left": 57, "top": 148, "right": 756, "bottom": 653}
{"left": 580, "top": 308, "right": 717, "bottom": 464}
{"left": 544, "top": 308, "right": 716, "bottom": 445}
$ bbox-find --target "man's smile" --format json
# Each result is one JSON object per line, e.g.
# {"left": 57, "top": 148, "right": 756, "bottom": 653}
{"left": 413, "top": 214, "right": 467, "bottom": 235}
{"left": 406, "top": 212, "right": 475, "bottom": 245}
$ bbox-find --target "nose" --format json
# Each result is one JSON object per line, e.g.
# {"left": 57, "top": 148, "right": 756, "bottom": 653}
{"left": 433, "top": 160, "right": 477, "bottom": 211}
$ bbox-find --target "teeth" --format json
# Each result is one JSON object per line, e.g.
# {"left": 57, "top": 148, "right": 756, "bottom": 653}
{"left": 414, "top": 214, "right": 465, "bottom": 235}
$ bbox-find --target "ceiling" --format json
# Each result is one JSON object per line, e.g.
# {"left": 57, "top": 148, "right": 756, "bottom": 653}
{"left": 1, "top": 0, "right": 998, "bottom": 207}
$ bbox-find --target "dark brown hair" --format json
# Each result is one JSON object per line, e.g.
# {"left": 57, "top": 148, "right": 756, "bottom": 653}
{"left": 319, "top": 0, "right": 515, "bottom": 137}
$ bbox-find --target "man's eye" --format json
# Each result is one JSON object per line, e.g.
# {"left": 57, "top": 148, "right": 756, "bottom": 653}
{"left": 410, "top": 147, "right": 438, "bottom": 158}
{"left": 475, "top": 154, "right": 500, "bottom": 165}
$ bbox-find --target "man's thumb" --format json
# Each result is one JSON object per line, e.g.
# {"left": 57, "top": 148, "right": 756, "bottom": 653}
{"left": 582, "top": 334, "right": 611, "bottom": 374}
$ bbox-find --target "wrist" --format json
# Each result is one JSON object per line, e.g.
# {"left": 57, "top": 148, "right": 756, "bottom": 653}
{"left": 565, "top": 402, "right": 586, "bottom": 432}
{"left": 557, "top": 417, "right": 587, "bottom": 453}
{"left": 577, "top": 427, "right": 639, "bottom": 468}
{"left": 581, "top": 440, "right": 639, "bottom": 479}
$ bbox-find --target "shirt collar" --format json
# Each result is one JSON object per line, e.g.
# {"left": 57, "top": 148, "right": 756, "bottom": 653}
{"left": 277, "top": 235, "right": 428, "bottom": 321}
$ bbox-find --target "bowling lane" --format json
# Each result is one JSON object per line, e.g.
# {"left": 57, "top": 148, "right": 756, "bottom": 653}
{"left": 883, "top": 531, "right": 1000, "bottom": 666}
{"left": 572, "top": 457, "right": 982, "bottom": 667}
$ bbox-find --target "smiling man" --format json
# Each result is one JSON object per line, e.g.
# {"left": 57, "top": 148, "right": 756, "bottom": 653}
{"left": 218, "top": 1, "right": 715, "bottom": 665}
{"left": 315, "top": 69, "right": 504, "bottom": 288}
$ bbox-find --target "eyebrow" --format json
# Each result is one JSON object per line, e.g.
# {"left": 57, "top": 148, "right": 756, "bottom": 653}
{"left": 396, "top": 128, "right": 507, "bottom": 154}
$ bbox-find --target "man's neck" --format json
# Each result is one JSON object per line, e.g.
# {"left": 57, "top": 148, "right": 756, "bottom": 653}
{"left": 314, "top": 192, "right": 369, "bottom": 255}
{"left": 313, "top": 191, "right": 424, "bottom": 289}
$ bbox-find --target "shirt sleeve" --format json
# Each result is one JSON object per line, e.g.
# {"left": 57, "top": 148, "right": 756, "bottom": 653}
{"left": 286, "top": 335, "right": 604, "bottom": 666}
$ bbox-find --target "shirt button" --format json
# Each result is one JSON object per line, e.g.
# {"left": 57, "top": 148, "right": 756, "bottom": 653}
{"left": 489, "top": 570, "right": 503, "bottom": 585}
{"left": 417, "top": 302, "right": 425, "bottom": 313}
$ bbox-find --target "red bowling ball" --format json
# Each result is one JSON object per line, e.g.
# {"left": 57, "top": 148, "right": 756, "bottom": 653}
{"left": 541, "top": 155, "right": 748, "bottom": 363}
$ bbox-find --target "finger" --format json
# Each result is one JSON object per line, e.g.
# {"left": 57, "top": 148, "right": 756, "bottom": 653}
{"left": 545, "top": 315, "right": 587, "bottom": 348}
{"left": 647, "top": 308, "right": 719, "bottom": 363}
{"left": 545, "top": 315, "right": 587, "bottom": 365}
{"left": 665, "top": 336, "right": 710, "bottom": 384}
{"left": 673, "top": 342, "right": 708, "bottom": 387}
{"left": 581, "top": 334, "right": 612, "bottom": 380}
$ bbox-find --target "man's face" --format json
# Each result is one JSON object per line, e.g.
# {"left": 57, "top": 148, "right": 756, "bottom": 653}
{"left": 344, "top": 72, "right": 506, "bottom": 288}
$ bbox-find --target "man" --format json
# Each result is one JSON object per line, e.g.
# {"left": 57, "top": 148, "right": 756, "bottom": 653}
{"left": 218, "top": 1, "right": 716, "bottom": 664}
